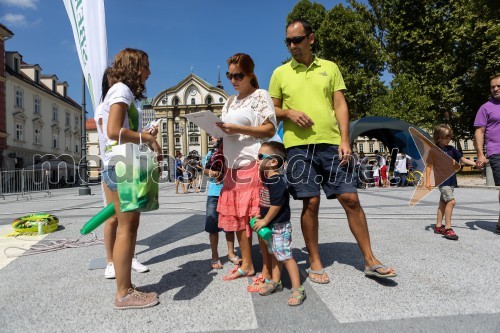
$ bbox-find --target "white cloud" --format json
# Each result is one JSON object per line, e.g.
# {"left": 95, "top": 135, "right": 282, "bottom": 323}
{"left": 1, "top": 13, "right": 27, "bottom": 26}
{"left": 0, "top": 0, "right": 38, "bottom": 9}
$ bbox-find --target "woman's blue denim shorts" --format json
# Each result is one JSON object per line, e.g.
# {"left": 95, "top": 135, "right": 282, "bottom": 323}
{"left": 102, "top": 166, "right": 118, "bottom": 192}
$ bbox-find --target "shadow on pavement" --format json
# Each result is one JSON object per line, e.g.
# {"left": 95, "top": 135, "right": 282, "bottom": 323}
{"left": 136, "top": 214, "right": 205, "bottom": 256}
{"left": 295, "top": 242, "right": 398, "bottom": 287}
{"left": 142, "top": 243, "right": 209, "bottom": 265}
{"left": 465, "top": 220, "right": 499, "bottom": 233}
{"left": 141, "top": 259, "right": 217, "bottom": 300}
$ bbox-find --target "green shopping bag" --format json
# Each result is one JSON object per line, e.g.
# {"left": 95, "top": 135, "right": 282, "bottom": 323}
{"left": 112, "top": 131, "right": 159, "bottom": 213}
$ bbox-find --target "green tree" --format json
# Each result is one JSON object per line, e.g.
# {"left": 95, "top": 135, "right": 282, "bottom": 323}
{"left": 367, "top": 0, "right": 500, "bottom": 139}
{"left": 287, "top": 1, "right": 387, "bottom": 119}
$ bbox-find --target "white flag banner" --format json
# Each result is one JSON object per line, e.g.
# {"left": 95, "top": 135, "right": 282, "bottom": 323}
{"left": 63, "top": 0, "right": 108, "bottom": 109}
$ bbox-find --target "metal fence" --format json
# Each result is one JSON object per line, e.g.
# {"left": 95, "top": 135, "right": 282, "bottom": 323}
{"left": 0, "top": 169, "right": 52, "bottom": 200}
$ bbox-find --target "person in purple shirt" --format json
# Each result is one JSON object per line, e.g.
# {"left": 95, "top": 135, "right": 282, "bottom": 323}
{"left": 474, "top": 74, "right": 500, "bottom": 233}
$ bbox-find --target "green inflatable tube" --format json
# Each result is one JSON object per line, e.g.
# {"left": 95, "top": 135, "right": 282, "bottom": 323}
{"left": 249, "top": 217, "right": 272, "bottom": 241}
{"left": 80, "top": 203, "right": 115, "bottom": 235}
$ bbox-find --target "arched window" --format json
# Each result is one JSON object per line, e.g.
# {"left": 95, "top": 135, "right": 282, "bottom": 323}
{"left": 219, "top": 97, "right": 223, "bottom": 103}
{"left": 206, "top": 96, "right": 212, "bottom": 105}
{"left": 173, "top": 97, "right": 179, "bottom": 106}
{"left": 191, "top": 98, "right": 195, "bottom": 105}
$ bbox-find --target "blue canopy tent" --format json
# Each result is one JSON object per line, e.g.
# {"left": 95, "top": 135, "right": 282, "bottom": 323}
{"left": 349, "top": 116, "right": 432, "bottom": 172}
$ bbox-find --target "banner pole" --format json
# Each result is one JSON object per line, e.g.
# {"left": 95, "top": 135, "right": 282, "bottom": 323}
{"left": 79, "top": 72, "right": 91, "bottom": 195}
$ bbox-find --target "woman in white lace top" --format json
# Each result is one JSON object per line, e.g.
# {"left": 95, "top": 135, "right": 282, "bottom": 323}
{"left": 216, "top": 53, "right": 277, "bottom": 281}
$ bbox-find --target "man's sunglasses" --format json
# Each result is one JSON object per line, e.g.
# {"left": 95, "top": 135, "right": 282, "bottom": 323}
{"left": 226, "top": 72, "right": 245, "bottom": 81}
{"left": 285, "top": 34, "right": 309, "bottom": 46}
{"left": 258, "top": 153, "right": 275, "bottom": 160}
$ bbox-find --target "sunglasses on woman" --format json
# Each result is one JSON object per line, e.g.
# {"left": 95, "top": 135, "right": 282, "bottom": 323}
{"left": 226, "top": 72, "right": 245, "bottom": 81}
{"left": 285, "top": 34, "right": 309, "bottom": 46}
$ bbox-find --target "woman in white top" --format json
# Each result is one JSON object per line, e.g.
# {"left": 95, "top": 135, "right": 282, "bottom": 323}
{"left": 216, "top": 53, "right": 277, "bottom": 281}
{"left": 102, "top": 48, "right": 161, "bottom": 309}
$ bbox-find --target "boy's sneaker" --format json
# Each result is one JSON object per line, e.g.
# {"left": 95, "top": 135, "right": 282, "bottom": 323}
{"left": 443, "top": 228, "right": 459, "bottom": 240}
{"left": 114, "top": 287, "right": 159, "bottom": 310}
{"left": 434, "top": 225, "right": 445, "bottom": 234}
{"left": 104, "top": 262, "right": 115, "bottom": 279}
{"left": 132, "top": 258, "right": 149, "bottom": 273}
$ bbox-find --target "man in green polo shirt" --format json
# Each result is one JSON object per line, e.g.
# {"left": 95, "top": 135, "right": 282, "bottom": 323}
{"left": 269, "top": 18, "right": 397, "bottom": 283}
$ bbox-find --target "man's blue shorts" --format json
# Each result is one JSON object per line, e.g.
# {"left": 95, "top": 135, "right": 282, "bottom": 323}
{"left": 488, "top": 154, "right": 500, "bottom": 186}
{"left": 102, "top": 166, "right": 118, "bottom": 192}
{"left": 286, "top": 144, "right": 357, "bottom": 199}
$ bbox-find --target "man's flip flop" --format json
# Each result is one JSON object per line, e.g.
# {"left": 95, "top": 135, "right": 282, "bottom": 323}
{"left": 305, "top": 268, "right": 330, "bottom": 284}
{"left": 364, "top": 265, "right": 398, "bottom": 279}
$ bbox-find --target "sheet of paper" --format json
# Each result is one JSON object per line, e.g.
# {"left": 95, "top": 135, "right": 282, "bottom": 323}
{"left": 185, "top": 111, "right": 233, "bottom": 138}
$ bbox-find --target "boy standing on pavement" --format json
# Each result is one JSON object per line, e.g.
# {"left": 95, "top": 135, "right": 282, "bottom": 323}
{"left": 268, "top": 18, "right": 396, "bottom": 281}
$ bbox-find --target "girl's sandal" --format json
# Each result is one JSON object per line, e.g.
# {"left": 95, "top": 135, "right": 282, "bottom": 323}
{"left": 228, "top": 256, "right": 242, "bottom": 266}
{"left": 288, "top": 286, "right": 306, "bottom": 306}
{"left": 258, "top": 280, "right": 283, "bottom": 296}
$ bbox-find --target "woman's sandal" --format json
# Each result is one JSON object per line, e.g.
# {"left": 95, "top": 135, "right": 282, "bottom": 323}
{"left": 222, "top": 265, "right": 253, "bottom": 281}
{"left": 259, "top": 280, "right": 283, "bottom": 296}
{"left": 288, "top": 286, "right": 306, "bottom": 306}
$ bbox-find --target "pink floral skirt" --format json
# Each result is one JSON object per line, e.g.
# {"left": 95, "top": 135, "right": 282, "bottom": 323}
{"left": 217, "top": 161, "right": 261, "bottom": 236}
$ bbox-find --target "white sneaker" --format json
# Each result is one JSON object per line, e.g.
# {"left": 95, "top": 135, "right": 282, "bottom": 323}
{"left": 131, "top": 258, "right": 149, "bottom": 273}
{"left": 104, "top": 262, "right": 116, "bottom": 279}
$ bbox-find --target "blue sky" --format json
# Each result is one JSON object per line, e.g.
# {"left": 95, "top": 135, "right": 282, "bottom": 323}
{"left": 1, "top": 0, "right": 351, "bottom": 116}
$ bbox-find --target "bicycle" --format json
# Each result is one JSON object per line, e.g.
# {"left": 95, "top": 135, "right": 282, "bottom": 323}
{"left": 406, "top": 169, "right": 424, "bottom": 186}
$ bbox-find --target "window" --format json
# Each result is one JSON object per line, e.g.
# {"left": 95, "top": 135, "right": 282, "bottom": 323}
{"left": 379, "top": 145, "right": 384, "bottom": 153}
{"left": 189, "top": 136, "right": 199, "bottom": 144}
{"left": 75, "top": 143, "right": 79, "bottom": 153}
{"left": 189, "top": 122, "right": 198, "bottom": 131}
{"left": 65, "top": 111, "right": 71, "bottom": 126}
{"left": 175, "top": 137, "right": 180, "bottom": 144}
{"left": 206, "top": 96, "right": 212, "bottom": 105}
{"left": 63, "top": 86, "right": 67, "bottom": 98}
{"left": 65, "top": 135, "right": 71, "bottom": 151}
{"left": 219, "top": 97, "right": 223, "bottom": 103}
{"left": 162, "top": 137, "right": 168, "bottom": 146}
{"left": 369, "top": 143, "right": 374, "bottom": 153}
{"left": 464, "top": 141, "right": 469, "bottom": 150}
{"left": 52, "top": 105, "right": 59, "bottom": 121}
{"left": 75, "top": 116, "right": 79, "bottom": 129}
{"left": 162, "top": 122, "right": 167, "bottom": 131}
{"left": 14, "top": 57, "right": 19, "bottom": 72}
{"left": 15, "top": 88, "right": 23, "bottom": 108}
{"left": 34, "top": 70, "right": 40, "bottom": 83}
{"left": 15, "top": 123, "right": 23, "bottom": 141}
{"left": 358, "top": 143, "right": 364, "bottom": 152}
{"left": 52, "top": 133, "right": 59, "bottom": 148}
{"left": 34, "top": 96, "right": 41, "bottom": 115}
{"left": 173, "top": 97, "right": 179, "bottom": 106}
{"left": 52, "top": 80, "right": 56, "bottom": 92}
{"left": 34, "top": 128, "right": 41, "bottom": 144}
{"left": 190, "top": 98, "right": 195, "bottom": 105}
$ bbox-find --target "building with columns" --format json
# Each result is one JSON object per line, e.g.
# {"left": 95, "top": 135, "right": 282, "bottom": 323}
{"left": 151, "top": 73, "right": 229, "bottom": 160}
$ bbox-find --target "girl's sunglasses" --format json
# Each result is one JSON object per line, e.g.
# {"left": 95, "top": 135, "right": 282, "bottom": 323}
{"left": 258, "top": 153, "right": 274, "bottom": 160}
{"left": 226, "top": 72, "right": 245, "bottom": 81}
